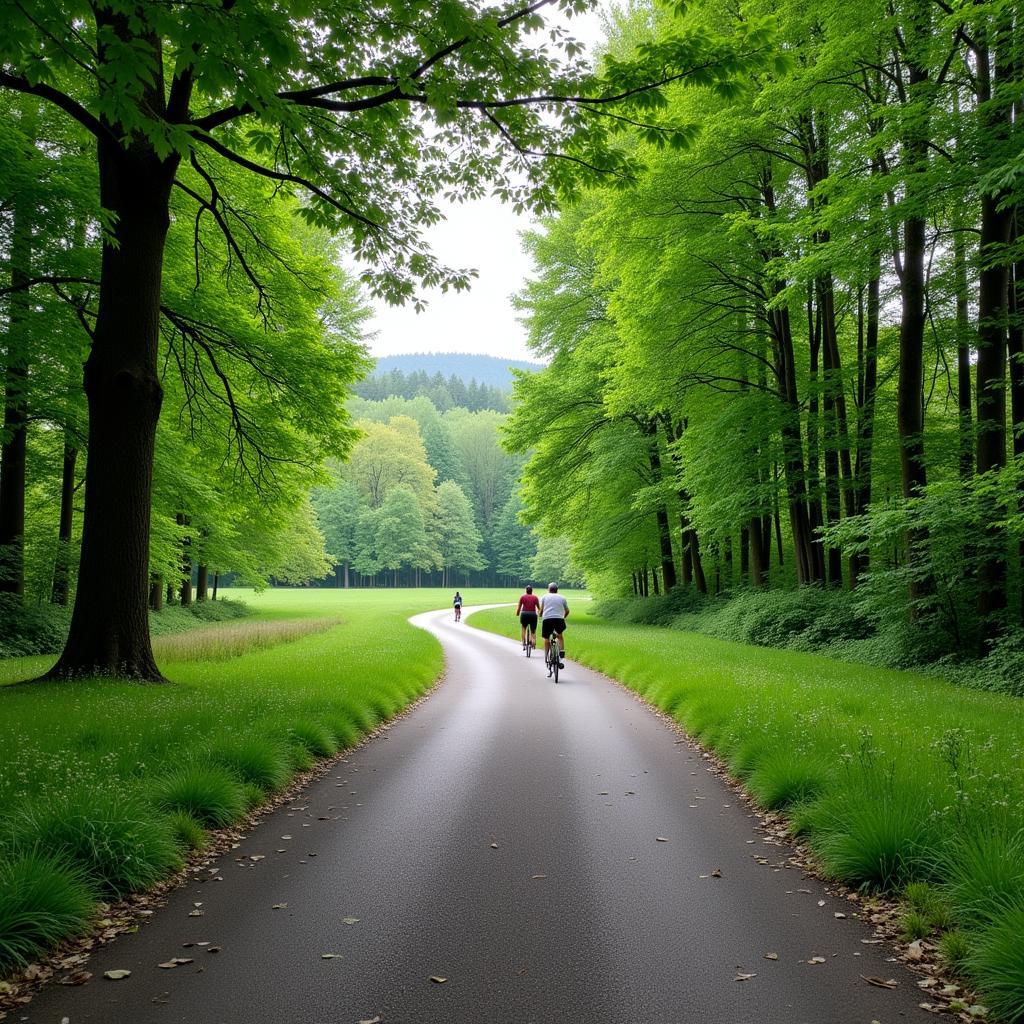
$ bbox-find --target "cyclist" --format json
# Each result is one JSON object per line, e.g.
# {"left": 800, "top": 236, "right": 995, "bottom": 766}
{"left": 453, "top": 591, "right": 463, "bottom": 622}
{"left": 515, "top": 585, "right": 541, "bottom": 649}
{"left": 540, "top": 582, "right": 568, "bottom": 669}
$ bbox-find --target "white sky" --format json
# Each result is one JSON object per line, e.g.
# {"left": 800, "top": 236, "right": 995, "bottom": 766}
{"left": 366, "top": 5, "right": 610, "bottom": 363}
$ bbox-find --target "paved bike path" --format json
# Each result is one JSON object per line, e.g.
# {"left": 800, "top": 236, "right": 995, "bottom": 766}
{"left": 25, "top": 606, "right": 927, "bottom": 1023}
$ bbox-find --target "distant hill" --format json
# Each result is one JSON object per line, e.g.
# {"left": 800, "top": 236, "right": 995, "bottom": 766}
{"left": 371, "top": 352, "right": 541, "bottom": 392}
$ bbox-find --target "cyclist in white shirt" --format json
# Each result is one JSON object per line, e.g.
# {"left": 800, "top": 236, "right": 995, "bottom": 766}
{"left": 540, "top": 582, "right": 569, "bottom": 668}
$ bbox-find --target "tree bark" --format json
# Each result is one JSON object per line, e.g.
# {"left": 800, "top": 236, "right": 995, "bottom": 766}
{"left": 50, "top": 442, "right": 78, "bottom": 606}
{"left": 196, "top": 563, "right": 208, "bottom": 601}
{"left": 975, "top": 22, "right": 1013, "bottom": 631}
{"left": 749, "top": 515, "right": 766, "bottom": 587}
{"left": 46, "top": 125, "right": 177, "bottom": 679}
{"left": 212, "top": 572, "right": 219, "bottom": 600}
{"left": 954, "top": 225, "right": 974, "bottom": 480}
{"left": 0, "top": 107, "right": 34, "bottom": 599}
{"left": 149, "top": 576, "right": 163, "bottom": 611}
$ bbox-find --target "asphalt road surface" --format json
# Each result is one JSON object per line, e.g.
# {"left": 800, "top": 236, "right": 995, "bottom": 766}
{"left": 25, "top": 606, "right": 928, "bottom": 1024}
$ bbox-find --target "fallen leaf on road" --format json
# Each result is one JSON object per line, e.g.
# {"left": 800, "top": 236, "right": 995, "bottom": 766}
{"left": 281, "top": 836, "right": 292, "bottom": 840}
{"left": 763, "top": 953, "right": 779, "bottom": 960}
{"left": 249, "top": 855, "right": 264, "bottom": 862}
{"left": 343, "top": 917, "right": 360, "bottom": 925}
{"left": 656, "top": 837, "right": 669, "bottom": 842}
{"left": 57, "top": 970, "right": 92, "bottom": 986}
{"left": 490, "top": 843, "right": 499, "bottom": 849}
{"left": 861, "top": 975, "right": 898, "bottom": 989}
{"left": 358, "top": 1017, "right": 382, "bottom": 1024}
{"left": 834, "top": 912, "right": 847, "bottom": 919}
{"left": 188, "top": 910, "right": 204, "bottom": 917}
{"left": 861, "top": 939, "right": 882, "bottom": 945}
{"left": 818, "top": 900, "right": 826, "bottom": 906}
{"left": 808, "top": 957, "right": 826, "bottom": 965}
{"left": 272, "top": 903, "right": 288, "bottom": 910}
{"left": 429, "top": 976, "right": 447, "bottom": 984}
{"left": 711, "top": 868, "right": 723, "bottom": 878}
{"left": 906, "top": 940, "right": 924, "bottom": 962}
{"left": 735, "top": 972, "right": 756, "bottom": 981}
{"left": 531, "top": 875, "right": 547, "bottom": 880}
{"left": 207, "top": 947, "right": 221, "bottom": 954}
{"left": 103, "top": 970, "right": 131, "bottom": 980}
{"left": 321, "top": 953, "right": 343, "bottom": 960}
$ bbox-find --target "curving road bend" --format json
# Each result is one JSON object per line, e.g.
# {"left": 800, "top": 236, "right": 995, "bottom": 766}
{"left": 24, "top": 606, "right": 927, "bottom": 1024}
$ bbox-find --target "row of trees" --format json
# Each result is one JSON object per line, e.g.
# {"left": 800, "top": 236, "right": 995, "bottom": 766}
{"left": 511, "top": 0, "right": 1024, "bottom": 661}
{"left": 312, "top": 396, "right": 582, "bottom": 588}
{"left": 355, "top": 369, "right": 511, "bottom": 412}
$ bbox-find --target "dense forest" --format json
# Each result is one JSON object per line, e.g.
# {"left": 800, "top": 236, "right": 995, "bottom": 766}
{"left": 311, "top": 390, "right": 581, "bottom": 589}
{"left": 509, "top": 0, "right": 1024, "bottom": 679}
{"left": 354, "top": 368, "right": 511, "bottom": 412}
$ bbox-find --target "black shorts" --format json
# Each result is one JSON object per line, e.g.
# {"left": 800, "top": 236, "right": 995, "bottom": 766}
{"left": 541, "top": 618, "right": 566, "bottom": 639}
{"left": 519, "top": 612, "right": 538, "bottom": 630}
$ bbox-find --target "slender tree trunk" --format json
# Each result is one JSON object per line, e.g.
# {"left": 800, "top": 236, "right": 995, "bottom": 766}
{"left": 954, "top": 225, "right": 975, "bottom": 480}
{"left": 806, "top": 287, "right": 826, "bottom": 582}
{"left": 894, "top": 0, "right": 932, "bottom": 611}
{"left": 196, "top": 563, "right": 208, "bottom": 601}
{"left": 149, "top": 576, "right": 163, "bottom": 611}
{"left": 178, "top": 513, "right": 193, "bottom": 607}
{"left": 975, "top": 25, "right": 1013, "bottom": 632}
{"left": 212, "top": 572, "right": 219, "bottom": 600}
{"left": 0, "top": 107, "right": 34, "bottom": 599}
{"left": 1010, "top": 230, "right": 1024, "bottom": 623}
{"left": 688, "top": 530, "right": 707, "bottom": 594}
{"left": 749, "top": 516, "right": 765, "bottom": 586}
{"left": 50, "top": 441, "right": 78, "bottom": 606}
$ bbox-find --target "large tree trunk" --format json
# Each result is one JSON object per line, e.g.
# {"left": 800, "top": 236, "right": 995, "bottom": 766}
{"left": 894, "top": 0, "right": 933, "bottom": 612}
{"left": 196, "top": 563, "right": 208, "bottom": 601}
{"left": 46, "top": 133, "right": 176, "bottom": 679}
{"left": 646, "top": 423, "right": 677, "bottom": 591}
{"left": 0, "top": 110, "right": 34, "bottom": 599}
{"left": 975, "top": 24, "right": 1013, "bottom": 633}
{"left": 50, "top": 441, "right": 78, "bottom": 606}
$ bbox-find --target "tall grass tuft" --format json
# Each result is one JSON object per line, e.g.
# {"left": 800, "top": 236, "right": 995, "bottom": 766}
{"left": 968, "top": 904, "right": 1024, "bottom": 1023}
{"left": 10, "top": 792, "right": 181, "bottom": 896}
{"left": 747, "top": 752, "right": 831, "bottom": 809}
{"left": 167, "top": 811, "right": 206, "bottom": 851}
{"left": 154, "top": 617, "right": 339, "bottom": 662}
{"left": 0, "top": 852, "right": 96, "bottom": 972}
{"left": 289, "top": 721, "right": 338, "bottom": 758}
{"left": 213, "top": 738, "right": 292, "bottom": 793}
{"left": 807, "top": 779, "right": 937, "bottom": 889}
{"left": 153, "top": 766, "right": 247, "bottom": 827}
{"left": 942, "top": 830, "right": 1024, "bottom": 925}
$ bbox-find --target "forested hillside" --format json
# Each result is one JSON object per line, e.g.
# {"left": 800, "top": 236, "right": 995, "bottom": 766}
{"left": 372, "top": 352, "right": 541, "bottom": 390}
{"left": 510, "top": 0, "right": 1024, "bottom": 683}
{"left": 355, "top": 368, "right": 511, "bottom": 412}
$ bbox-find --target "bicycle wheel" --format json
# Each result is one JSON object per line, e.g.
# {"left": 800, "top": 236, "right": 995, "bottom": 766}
{"left": 526, "top": 634, "right": 532, "bottom": 658}
{"left": 552, "top": 645, "right": 559, "bottom": 683}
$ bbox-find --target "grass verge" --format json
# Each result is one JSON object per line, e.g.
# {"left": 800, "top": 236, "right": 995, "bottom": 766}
{"left": 469, "top": 605, "right": 1024, "bottom": 1022}
{"left": 0, "top": 587, "right": 514, "bottom": 976}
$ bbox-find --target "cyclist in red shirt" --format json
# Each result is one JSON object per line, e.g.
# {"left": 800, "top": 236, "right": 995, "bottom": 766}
{"left": 516, "top": 585, "right": 541, "bottom": 650}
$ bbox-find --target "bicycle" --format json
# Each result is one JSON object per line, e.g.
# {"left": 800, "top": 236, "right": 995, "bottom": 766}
{"left": 545, "top": 631, "right": 562, "bottom": 683}
{"left": 523, "top": 629, "right": 534, "bottom": 658}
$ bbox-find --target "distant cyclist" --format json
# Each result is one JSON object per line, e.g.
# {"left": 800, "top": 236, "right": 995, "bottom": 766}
{"left": 516, "top": 585, "right": 541, "bottom": 649}
{"left": 540, "top": 582, "right": 568, "bottom": 668}
{"left": 453, "top": 591, "right": 463, "bottom": 622}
